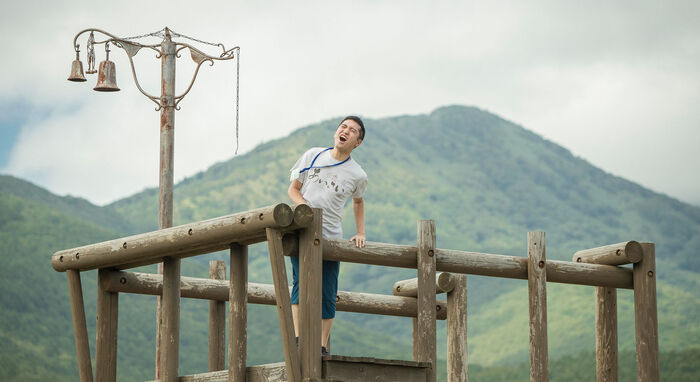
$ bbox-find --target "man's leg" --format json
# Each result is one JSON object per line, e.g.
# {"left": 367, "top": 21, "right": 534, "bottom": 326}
{"left": 290, "top": 256, "right": 300, "bottom": 338}
{"left": 322, "top": 318, "right": 334, "bottom": 348}
{"left": 321, "top": 261, "right": 340, "bottom": 351}
{"left": 292, "top": 304, "right": 300, "bottom": 338}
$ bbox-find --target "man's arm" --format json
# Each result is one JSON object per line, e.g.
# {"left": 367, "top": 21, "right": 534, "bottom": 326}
{"left": 288, "top": 179, "right": 307, "bottom": 206}
{"left": 350, "top": 197, "right": 365, "bottom": 248}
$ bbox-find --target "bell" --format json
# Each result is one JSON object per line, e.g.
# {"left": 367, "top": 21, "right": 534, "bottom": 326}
{"left": 67, "top": 51, "right": 87, "bottom": 82}
{"left": 93, "top": 59, "right": 120, "bottom": 92}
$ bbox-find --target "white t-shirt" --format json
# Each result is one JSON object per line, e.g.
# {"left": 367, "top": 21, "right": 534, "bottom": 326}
{"left": 290, "top": 147, "right": 368, "bottom": 239}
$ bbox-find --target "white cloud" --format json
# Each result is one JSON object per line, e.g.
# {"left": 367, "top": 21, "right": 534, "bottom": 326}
{"left": 2, "top": 0, "right": 699, "bottom": 205}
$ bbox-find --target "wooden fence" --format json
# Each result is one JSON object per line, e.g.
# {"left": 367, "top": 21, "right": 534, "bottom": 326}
{"left": 51, "top": 203, "right": 659, "bottom": 382}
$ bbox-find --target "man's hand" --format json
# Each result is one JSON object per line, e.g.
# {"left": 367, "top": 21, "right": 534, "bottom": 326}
{"left": 350, "top": 233, "right": 366, "bottom": 248}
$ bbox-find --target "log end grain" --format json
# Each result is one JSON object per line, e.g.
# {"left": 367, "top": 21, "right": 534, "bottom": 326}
{"left": 292, "top": 203, "right": 314, "bottom": 227}
{"left": 273, "top": 203, "right": 294, "bottom": 227}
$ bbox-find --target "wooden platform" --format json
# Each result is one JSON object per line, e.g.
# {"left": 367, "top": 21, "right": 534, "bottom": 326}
{"left": 149, "top": 355, "right": 431, "bottom": 381}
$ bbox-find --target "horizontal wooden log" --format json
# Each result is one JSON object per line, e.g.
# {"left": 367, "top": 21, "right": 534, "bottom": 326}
{"left": 393, "top": 272, "right": 456, "bottom": 296}
{"left": 101, "top": 271, "right": 447, "bottom": 320}
{"left": 52, "top": 204, "right": 294, "bottom": 272}
{"left": 437, "top": 249, "right": 633, "bottom": 289}
{"left": 546, "top": 260, "right": 632, "bottom": 289}
{"left": 284, "top": 237, "right": 633, "bottom": 289}
{"left": 573, "top": 241, "right": 643, "bottom": 265}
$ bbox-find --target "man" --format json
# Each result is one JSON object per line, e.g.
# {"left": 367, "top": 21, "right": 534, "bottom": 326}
{"left": 287, "top": 115, "right": 368, "bottom": 356}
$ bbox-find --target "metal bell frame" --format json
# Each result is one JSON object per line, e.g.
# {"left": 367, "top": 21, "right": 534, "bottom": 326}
{"left": 68, "top": 27, "right": 239, "bottom": 110}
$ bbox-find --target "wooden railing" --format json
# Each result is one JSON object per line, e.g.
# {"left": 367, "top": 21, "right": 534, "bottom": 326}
{"left": 51, "top": 203, "right": 659, "bottom": 382}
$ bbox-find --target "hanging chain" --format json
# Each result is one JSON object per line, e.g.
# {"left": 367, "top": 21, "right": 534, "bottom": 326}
{"left": 122, "top": 28, "right": 167, "bottom": 41}
{"left": 234, "top": 48, "right": 240, "bottom": 154}
{"left": 123, "top": 28, "right": 226, "bottom": 50}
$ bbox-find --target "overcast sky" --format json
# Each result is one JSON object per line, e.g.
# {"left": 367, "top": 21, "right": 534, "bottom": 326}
{"left": 1, "top": 0, "right": 698, "bottom": 206}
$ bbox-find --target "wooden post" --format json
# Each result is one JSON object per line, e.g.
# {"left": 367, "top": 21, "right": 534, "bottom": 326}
{"left": 633, "top": 243, "right": 659, "bottom": 382}
{"left": 67, "top": 270, "right": 94, "bottom": 382}
{"left": 228, "top": 244, "right": 248, "bottom": 382}
{"left": 299, "top": 209, "right": 323, "bottom": 380}
{"left": 160, "top": 257, "right": 180, "bottom": 382}
{"left": 595, "top": 287, "right": 618, "bottom": 382}
{"left": 414, "top": 220, "right": 437, "bottom": 382}
{"left": 208, "top": 261, "right": 226, "bottom": 371}
{"left": 447, "top": 274, "right": 467, "bottom": 382}
{"left": 95, "top": 269, "right": 118, "bottom": 382}
{"left": 266, "top": 228, "right": 302, "bottom": 382}
{"left": 528, "top": 231, "right": 548, "bottom": 382}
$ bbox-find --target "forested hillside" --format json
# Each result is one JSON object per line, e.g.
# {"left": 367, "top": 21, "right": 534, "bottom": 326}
{"left": 1, "top": 105, "right": 698, "bottom": 381}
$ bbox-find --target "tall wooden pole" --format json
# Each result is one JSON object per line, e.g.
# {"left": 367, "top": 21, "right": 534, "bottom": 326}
{"left": 228, "top": 244, "right": 248, "bottom": 382}
{"left": 447, "top": 274, "right": 467, "bottom": 382}
{"left": 208, "top": 261, "right": 226, "bottom": 371}
{"left": 528, "top": 232, "right": 548, "bottom": 382}
{"left": 633, "top": 243, "right": 659, "bottom": 381}
{"left": 95, "top": 269, "right": 118, "bottom": 382}
{"left": 414, "top": 220, "right": 437, "bottom": 382}
{"left": 299, "top": 209, "right": 323, "bottom": 380}
{"left": 67, "top": 270, "right": 94, "bottom": 382}
{"left": 267, "top": 229, "right": 302, "bottom": 382}
{"left": 595, "top": 287, "right": 618, "bottom": 382}
{"left": 156, "top": 27, "right": 179, "bottom": 382}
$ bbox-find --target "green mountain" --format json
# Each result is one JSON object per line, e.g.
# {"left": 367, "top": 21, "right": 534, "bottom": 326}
{"left": 1, "top": 105, "right": 699, "bottom": 381}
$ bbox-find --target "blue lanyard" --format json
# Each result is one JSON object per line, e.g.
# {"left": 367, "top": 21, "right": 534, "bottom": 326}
{"left": 299, "top": 147, "right": 350, "bottom": 175}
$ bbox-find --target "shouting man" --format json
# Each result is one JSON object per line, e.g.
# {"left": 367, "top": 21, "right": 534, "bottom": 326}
{"left": 287, "top": 115, "right": 368, "bottom": 356}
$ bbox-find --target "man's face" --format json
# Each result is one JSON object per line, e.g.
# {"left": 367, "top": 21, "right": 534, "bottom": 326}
{"left": 334, "top": 119, "right": 362, "bottom": 150}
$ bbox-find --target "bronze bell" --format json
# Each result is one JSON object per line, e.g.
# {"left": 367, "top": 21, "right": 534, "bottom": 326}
{"left": 94, "top": 44, "right": 120, "bottom": 92}
{"left": 67, "top": 52, "right": 87, "bottom": 82}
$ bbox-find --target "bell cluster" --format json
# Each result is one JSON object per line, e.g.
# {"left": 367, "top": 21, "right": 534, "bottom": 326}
{"left": 68, "top": 41, "right": 120, "bottom": 92}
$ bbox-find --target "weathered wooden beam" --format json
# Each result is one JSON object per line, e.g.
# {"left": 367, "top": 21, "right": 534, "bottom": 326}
{"left": 208, "top": 261, "right": 226, "bottom": 372}
{"left": 67, "top": 270, "right": 94, "bottom": 382}
{"left": 52, "top": 204, "right": 294, "bottom": 272}
{"left": 101, "top": 270, "right": 448, "bottom": 319}
{"left": 447, "top": 275, "right": 467, "bottom": 382}
{"left": 267, "top": 228, "right": 302, "bottom": 382}
{"left": 595, "top": 287, "right": 618, "bottom": 382}
{"left": 160, "top": 257, "right": 180, "bottom": 382}
{"left": 95, "top": 269, "right": 118, "bottom": 382}
{"left": 283, "top": 237, "right": 633, "bottom": 289}
{"left": 573, "top": 241, "right": 643, "bottom": 265}
{"left": 438, "top": 249, "right": 633, "bottom": 289}
{"left": 414, "top": 220, "right": 437, "bottom": 382}
{"left": 634, "top": 243, "right": 659, "bottom": 381}
{"left": 528, "top": 232, "right": 549, "bottom": 382}
{"left": 393, "top": 272, "right": 456, "bottom": 297}
{"left": 229, "top": 244, "right": 248, "bottom": 382}
{"left": 299, "top": 209, "right": 323, "bottom": 380}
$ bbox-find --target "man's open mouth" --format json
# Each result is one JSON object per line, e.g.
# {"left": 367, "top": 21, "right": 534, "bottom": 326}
{"left": 339, "top": 135, "right": 347, "bottom": 142}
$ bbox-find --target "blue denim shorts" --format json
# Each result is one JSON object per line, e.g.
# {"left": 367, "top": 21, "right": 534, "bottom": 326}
{"left": 290, "top": 256, "right": 340, "bottom": 319}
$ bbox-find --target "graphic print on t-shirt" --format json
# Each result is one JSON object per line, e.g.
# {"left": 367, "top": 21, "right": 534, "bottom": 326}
{"left": 308, "top": 168, "right": 346, "bottom": 194}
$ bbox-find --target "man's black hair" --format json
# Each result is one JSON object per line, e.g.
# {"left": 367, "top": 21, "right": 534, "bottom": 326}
{"left": 341, "top": 115, "right": 365, "bottom": 141}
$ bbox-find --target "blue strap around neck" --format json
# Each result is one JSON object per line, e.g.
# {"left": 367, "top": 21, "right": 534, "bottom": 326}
{"left": 299, "top": 147, "right": 350, "bottom": 175}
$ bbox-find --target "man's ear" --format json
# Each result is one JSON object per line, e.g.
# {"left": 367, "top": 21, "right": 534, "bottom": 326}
{"left": 355, "top": 139, "right": 362, "bottom": 148}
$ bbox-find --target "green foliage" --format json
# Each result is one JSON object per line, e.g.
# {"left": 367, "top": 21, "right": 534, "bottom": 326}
{"left": 1, "top": 105, "right": 699, "bottom": 380}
